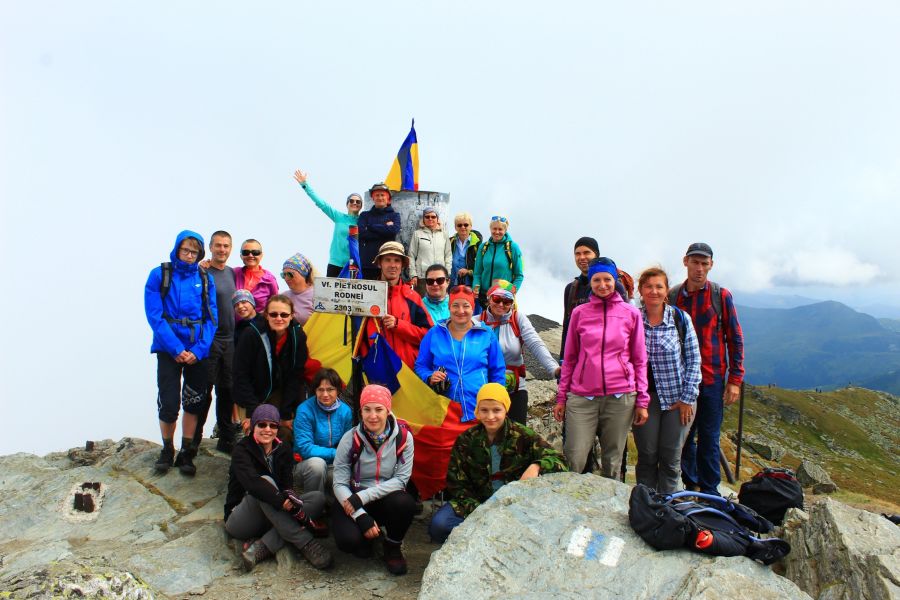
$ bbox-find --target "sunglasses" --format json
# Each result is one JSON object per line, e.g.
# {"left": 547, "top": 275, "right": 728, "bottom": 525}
{"left": 347, "top": 199, "right": 362, "bottom": 205}
{"left": 267, "top": 312, "right": 291, "bottom": 319}
{"left": 426, "top": 277, "right": 447, "bottom": 286}
{"left": 241, "top": 249, "right": 262, "bottom": 257}
{"left": 455, "top": 223, "right": 471, "bottom": 227}
{"left": 281, "top": 271, "right": 295, "bottom": 280}
{"left": 423, "top": 214, "right": 438, "bottom": 220}
{"left": 449, "top": 285, "right": 474, "bottom": 295}
{"left": 255, "top": 421, "right": 279, "bottom": 430}
{"left": 491, "top": 216, "right": 508, "bottom": 223}
{"left": 490, "top": 295, "right": 514, "bottom": 306}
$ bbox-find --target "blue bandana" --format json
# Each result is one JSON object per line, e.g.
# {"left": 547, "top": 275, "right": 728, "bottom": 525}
{"left": 587, "top": 258, "right": 618, "bottom": 282}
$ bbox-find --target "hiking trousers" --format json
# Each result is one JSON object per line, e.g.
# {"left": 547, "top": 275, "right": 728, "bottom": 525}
{"left": 293, "top": 457, "right": 334, "bottom": 496}
{"left": 225, "top": 487, "right": 326, "bottom": 554}
{"left": 331, "top": 490, "right": 416, "bottom": 553}
{"left": 198, "top": 335, "right": 234, "bottom": 438}
{"left": 563, "top": 392, "right": 635, "bottom": 478}
{"left": 156, "top": 352, "right": 208, "bottom": 424}
{"left": 681, "top": 380, "right": 724, "bottom": 494}
{"left": 633, "top": 391, "right": 694, "bottom": 494}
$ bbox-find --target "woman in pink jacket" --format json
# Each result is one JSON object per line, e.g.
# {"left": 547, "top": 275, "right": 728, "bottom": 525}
{"left": 234, "top": 239, "right": 279, "bottom": 318}
{"left": 553, "top": 257, "right": 649, "bottom": 478}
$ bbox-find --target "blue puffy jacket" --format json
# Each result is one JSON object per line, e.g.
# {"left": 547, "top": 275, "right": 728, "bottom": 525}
{"left": 292, "top": 396, "right": 353, "bottom": 463}
{"left": 414, "top": 320, "right": 506, "bottom": 422}
{"left": 144, "top": 230, "right": 218, "bottom": 360}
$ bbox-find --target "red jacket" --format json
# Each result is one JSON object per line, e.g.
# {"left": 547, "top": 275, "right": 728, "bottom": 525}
{"left": 364, "top": 284, "right": 433, "bottom": 367}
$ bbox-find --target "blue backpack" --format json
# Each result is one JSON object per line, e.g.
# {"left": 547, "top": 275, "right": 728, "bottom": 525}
{"left": 628, "top": 484, "right": 791, "bottom": 565}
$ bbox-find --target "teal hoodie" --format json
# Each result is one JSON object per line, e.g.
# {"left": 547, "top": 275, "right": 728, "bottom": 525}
{"left": 300, "top": 182, "right": 359, "bottom": 268}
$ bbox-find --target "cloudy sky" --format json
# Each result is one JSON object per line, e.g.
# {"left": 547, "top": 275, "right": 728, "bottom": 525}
{"left": 2, "top": 1, "right": 898, "bottom": 454}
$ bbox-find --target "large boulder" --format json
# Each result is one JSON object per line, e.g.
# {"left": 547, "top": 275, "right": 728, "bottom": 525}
{"left": 797, "top": 460, "right": 838, "bottom": 494}
{"left": 420, "top": 473, "right": 811, "bottom": 600}
{"left": 780, "top": 500, "right": 900, "bottom": 600}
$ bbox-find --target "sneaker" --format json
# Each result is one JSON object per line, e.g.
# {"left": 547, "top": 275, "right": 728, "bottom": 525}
{"left": 241, "top": 539, "right": 273, "bottom": 572}
{"left": 309, "top": 518, "right": 329, "bottom": 538}
{"left": 382, "top": 540, "right": 408, "bottom": 575}
{"left": 154, "top": 446, "right": 175, "bottom": 473}
{"left": 174, "top": 449, "right": 196, "bottom": 477}
{"left": 299, "top": 539, "right": 333, "bottom": 570}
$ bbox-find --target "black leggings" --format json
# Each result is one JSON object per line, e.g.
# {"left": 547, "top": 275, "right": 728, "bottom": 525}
{"left": 331, "top": 490, "right": 416, "bottom": 551}
{"left": 326, "top": 264, "right": 343, "bottom": 277}
{"left": 508, "top": 389, "right": 528, "bottom": 424}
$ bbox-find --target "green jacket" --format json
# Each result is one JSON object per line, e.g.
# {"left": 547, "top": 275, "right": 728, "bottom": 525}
{"left": 472, "top": 232, "right": 524, "bottom": 294}
{"left": 447, "top": 420, "right": 567, "bottom": 517}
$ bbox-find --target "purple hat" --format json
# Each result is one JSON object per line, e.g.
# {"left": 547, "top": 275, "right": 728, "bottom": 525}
{"left": 251, "top": 404, "right": 280, "bottom": 430}
{"left": 232, "top": 289, "right": 256, "bottom": 308}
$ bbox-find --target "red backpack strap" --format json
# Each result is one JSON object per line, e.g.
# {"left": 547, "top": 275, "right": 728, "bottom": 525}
{"left": 394, "top": 419, "right": 411, "bottom": 464}
{"left": 349, "top": 430, "right": 363, "bottom": 488}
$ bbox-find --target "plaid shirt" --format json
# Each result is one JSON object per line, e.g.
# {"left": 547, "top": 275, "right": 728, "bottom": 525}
{"left": 672, "top": 281, "right": 745, "bottom": 387}
{"left": 642, "top": 305, "right": 702, "bottom": 409}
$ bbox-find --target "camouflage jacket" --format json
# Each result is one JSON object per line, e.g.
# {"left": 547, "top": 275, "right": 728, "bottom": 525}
{"left": 447, "top": 420, "right": 568, "bottom": 518}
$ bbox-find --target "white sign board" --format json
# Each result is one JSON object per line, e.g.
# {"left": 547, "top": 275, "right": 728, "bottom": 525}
{"left": 313, "top": 277, "right": 388, "bottom": 318}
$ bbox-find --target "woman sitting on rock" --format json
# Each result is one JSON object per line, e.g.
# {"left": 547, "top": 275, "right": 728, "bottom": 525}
{"left": 224, "top": 405, "right": 333, "bottom": 571}
{"left": 292, "top": 368, "right": 353, "bottom": 497}
{"left": 331, "top": 385, "right": 416, "bottom": 576}
{"left": 429, "top": 383, "right": 568, "bottom": 543}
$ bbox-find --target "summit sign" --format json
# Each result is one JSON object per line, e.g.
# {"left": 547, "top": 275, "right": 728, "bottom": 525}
{"left": 313, "top": 277, "right": 387, "bottom": 318}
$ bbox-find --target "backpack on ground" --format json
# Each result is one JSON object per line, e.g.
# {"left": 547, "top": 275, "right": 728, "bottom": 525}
{"left": 738, "top": 468, "right": 804, "bottom": 526}
{"left": 348, "top": 419, "right": 411, "bottom": 489}
{"left": 628, "top": 484, "right": 790, "bottom": 565}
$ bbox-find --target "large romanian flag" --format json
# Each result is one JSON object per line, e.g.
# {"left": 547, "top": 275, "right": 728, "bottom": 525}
{"left": 384, "top": 119, "right": 419, "bottom": 191}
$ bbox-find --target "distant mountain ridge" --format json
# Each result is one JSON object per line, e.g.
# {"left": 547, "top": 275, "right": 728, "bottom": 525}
{"left": 738, "top": 300, "right": 900, "bottom": 394}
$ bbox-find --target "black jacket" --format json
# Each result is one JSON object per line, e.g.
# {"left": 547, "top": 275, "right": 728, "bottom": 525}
{"left": 224, "top": 435, "right": 293, "bottom": 520}
{"left": 358, "top": 205, "right": 401, "bottom": 266}
{"left": 233, "top": 319, "right": 308, "bottom": 419}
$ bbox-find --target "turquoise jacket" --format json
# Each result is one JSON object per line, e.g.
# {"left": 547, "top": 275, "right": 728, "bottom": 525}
{"left": 472, "top": 232, "right": 524, "bottom": 294}
{"left": 300, "top": 182, "right": 358, "bottom": 268}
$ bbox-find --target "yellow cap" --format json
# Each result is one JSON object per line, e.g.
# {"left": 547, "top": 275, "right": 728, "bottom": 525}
{"left": 475, "top": 382, "right": 511, "bottom": 412}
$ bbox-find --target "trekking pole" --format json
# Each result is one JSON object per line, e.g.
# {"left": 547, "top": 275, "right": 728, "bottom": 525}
{"left": 735, "top": 381, "right": 745, "bottom": 479}
{"left": 719, "top": 452, "right": 735, "bottom": 485}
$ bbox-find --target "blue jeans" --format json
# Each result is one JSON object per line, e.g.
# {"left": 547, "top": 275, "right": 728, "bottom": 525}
{"left": 680, "top": 379, "right": 724, "bottom": 494}
{"left": 429, "top": 502, "right": 465, "bottom": 543}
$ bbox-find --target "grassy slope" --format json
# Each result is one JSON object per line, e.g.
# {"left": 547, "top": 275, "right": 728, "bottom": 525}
{"left": 721, "top": 385, "right": 899, "bottom": 505}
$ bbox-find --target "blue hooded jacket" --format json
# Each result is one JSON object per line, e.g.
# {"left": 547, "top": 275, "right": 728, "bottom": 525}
{"left": 292, "top": 396, "right": 353, "bottom": 463}
{"left": 144, "top": 230, "right": 218, "bottom": 360}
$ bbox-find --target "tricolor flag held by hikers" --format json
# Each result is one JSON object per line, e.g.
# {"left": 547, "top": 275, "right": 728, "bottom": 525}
{"left": 385, "top": 119, "right": 419, "bottom": 191}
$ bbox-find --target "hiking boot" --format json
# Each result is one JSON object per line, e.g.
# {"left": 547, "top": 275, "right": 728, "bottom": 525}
{"left": 309, "top": 518, "right": 329, "bottom": 538}
{"left": 241, "top": 539, "right": 273, "bottom": 572}
{"left": 299, "top": 539, "right": 333, "bottom": 570}
{"left": 215, "top": 423, "right": 235, "bottom": 454}
{"left": 154, "top": 446, "right": 175, "bottom": 473}
{"left": 174, "top": 449, "right": 196, "bottom": 476}
{"left": 382, "top": 540, "right": 408, "bottom": 575}
{"left": 353, "top": 540, "right": 374, "bottom": 559}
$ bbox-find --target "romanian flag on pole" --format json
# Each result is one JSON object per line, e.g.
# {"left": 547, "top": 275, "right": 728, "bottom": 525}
{"left": 384, "top": 119, "right": 419, "bottom": 191}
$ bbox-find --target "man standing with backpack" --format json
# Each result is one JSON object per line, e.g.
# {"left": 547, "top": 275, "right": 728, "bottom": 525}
{"left": 669, "top": 243, "right": 744, "bottom": 495}
{"left": 145, "top": 230, "right": 218, "bottom": 476}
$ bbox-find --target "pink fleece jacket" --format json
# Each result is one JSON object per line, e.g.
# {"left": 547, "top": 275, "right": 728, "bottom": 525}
{"left": 556, "top": 291, "right": 649, "bottom": 408}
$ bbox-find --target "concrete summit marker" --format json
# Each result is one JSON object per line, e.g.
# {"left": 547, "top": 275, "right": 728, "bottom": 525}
{"left": 313, "top": 277, "right": 388, "bottom": 317}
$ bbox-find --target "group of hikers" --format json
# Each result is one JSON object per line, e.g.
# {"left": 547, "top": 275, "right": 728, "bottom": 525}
{"left": 144, "top": 170, "right": 744, "bottom": 576}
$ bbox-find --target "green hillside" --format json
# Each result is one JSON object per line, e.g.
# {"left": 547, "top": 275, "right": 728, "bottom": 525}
{"left": 721, "top": 384, "right": 899, "bottom": 504}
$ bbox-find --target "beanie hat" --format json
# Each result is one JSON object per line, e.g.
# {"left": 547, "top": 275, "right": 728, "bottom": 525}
{"left": 587, "top": 257, "right": 619, "bottom": 282}
{"left": 360, "top": 384, "right": 392, "bottom": 411}
{"left": 574, "top": 236, "right": 600, "bottom": 256}
{"left": 232, "top": 289, "right": 256, "bottom": 308}
{"left": 251, "top": 404, "right": 280, "bottom": 430}
{"left": 476, "top": 383, "right": 511, "bottom": 412}
{"left": 283, "top": 253, "right": 312, "bottom": 278}
{"left": 449, "top": 286, "right": 476, "bottom": 309}
{"left": 487, "top": 279, "right": 516, "bottom": 301}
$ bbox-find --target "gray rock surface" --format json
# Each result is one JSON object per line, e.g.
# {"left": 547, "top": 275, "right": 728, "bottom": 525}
{"left": 744, "top": 435, "right": 788, "bottom": 461}
{"left": 797, "top": 459, "right": 839, "bottom": 494}
{"left": 781, "top": 499, "right": 900, "bottom": 600}
{"left": 420, "top": 473, "right": 812, "bottom": 600}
